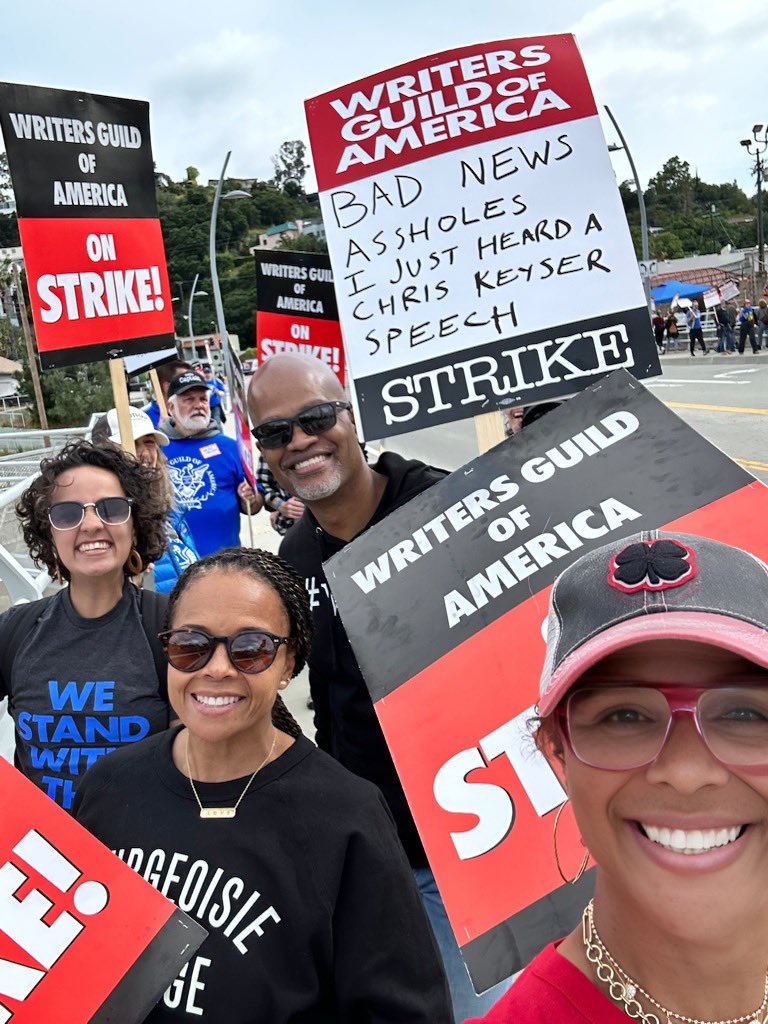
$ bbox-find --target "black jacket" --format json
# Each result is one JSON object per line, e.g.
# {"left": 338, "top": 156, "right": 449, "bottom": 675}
{"left": 279, "top": 452, "right": 447, "bottom": 867}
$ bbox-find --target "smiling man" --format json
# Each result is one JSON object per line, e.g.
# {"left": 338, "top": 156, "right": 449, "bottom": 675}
{"left": 162, "top": 371, "right": 261, "bottom": 557}
{"left": 248, "top": 354, "right": 513, "bottom": 1021}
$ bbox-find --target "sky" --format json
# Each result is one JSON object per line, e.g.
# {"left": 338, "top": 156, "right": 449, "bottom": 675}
{"left": 2, "top": 0, "right": 766, "bottom": 198}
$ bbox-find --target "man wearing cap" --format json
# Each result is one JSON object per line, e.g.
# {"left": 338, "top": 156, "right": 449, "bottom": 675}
{"left": 161, "top": 371, "right": 261, "bottom": 557}
{"left": 143, "top": 359, "right": 193, "bottom": 428}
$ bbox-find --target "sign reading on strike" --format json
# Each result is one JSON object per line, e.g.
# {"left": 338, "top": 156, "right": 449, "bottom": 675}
{"left": 254, "top": 250, "right": 345, "bottom": 384}
{"left": 305, "top": 36, "right": 661, "bottom": 439}
{"left": 0, "top": 759, "right": 206, "bottom": 1023}
{"left": 325, "top": 370, "right": 768, "bottom": 991}
{"left": 0, "top": 82, "right": 175, "bottom": 369}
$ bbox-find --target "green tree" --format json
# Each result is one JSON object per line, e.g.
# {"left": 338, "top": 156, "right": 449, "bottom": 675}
{"left": 276, "top": 233, "right": 328, "bottom": 253}
{"left": 271, "top": 141, "right": 307, "bottom": 194}
{"left": 18, "top": 353, "right": 113, "bottom": 427}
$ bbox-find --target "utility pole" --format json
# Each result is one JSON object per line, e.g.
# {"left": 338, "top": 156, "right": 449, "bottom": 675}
{"left": 741, "top": 126, "right": 768, "bottom": 287}
{"left": 11, "top": 263, "right": 49, "bottom": 438}
{"left": 710, "top": 203, "right": 717, "bottom": 254}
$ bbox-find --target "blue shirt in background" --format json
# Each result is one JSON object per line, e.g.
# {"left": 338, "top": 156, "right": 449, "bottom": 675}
{"left": 163, "top": 431, "right": 245, "bottom": 556}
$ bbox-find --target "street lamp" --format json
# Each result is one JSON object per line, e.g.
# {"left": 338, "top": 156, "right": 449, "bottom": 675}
{"left": 186, "top": 271, "right": 208, "bottom": 356}
{"left": 605, "top": 105, "right": 652, "bottom": 314}
{"left": 210, "top": 151, "right": 250, "bottom": 396}
{"left": 740, "top": 125, "right": 767, "bottom": 278}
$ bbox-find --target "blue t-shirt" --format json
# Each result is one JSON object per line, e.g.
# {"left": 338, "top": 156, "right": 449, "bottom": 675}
{"left": 144, "top": 400, "right": 161, "bottom": 428}
{"left": 164, "top": 432, "right": 245, "bottom": 556}
{"left": 206, "top": 378, "right": 225, "bottom": 408}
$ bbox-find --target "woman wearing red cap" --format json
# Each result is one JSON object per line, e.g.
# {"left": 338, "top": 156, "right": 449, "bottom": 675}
{"left": 473, "top": 531, "right": 768, "bottom": 1024}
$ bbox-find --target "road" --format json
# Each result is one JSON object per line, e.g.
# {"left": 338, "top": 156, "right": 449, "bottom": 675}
{"left": 376, "top": 355, "right": 768, "bottom": 484}
{"left": 2, "top": 354, "right": 767, "bottom": 764}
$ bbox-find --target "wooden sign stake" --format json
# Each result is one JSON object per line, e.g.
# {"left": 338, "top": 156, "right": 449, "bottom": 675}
{"left": 109, "top": 358, "right": 136, "bottom": 455}
{"left": 12, "top": 264, "right": 50, "bottom": 441}
{"left": 473, "top": 410, "right": 506, "bottom": 455}
{"left": 149, "top": 368, "right": 167, "bottom": 421}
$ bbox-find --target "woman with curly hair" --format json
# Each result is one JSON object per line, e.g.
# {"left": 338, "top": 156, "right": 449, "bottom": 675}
{"left": 0, "top": 439, "right": 172, "bottom": 811}
{"left": 74, "top": 547, "right": 450, "bottom": 1024}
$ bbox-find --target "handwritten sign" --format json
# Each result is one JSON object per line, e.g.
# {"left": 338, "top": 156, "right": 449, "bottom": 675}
{"left": 306, "top": 36, "right": 660, "bottom": 439}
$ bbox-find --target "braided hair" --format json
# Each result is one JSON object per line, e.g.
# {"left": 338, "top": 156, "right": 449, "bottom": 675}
{"left": 166, "top": 547, "right": 312, "bottom": 738}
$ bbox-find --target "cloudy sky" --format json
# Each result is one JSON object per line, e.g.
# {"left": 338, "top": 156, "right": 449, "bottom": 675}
{"left": 3, "top": 0, "right": 765, "bottom": 197}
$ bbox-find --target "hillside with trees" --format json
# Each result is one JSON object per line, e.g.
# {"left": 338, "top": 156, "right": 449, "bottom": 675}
{"left": 155, "top": 141, "right": 326, "bottom": 349}
{"left": 619, "top": 156, "right": 759, "bottom": 260}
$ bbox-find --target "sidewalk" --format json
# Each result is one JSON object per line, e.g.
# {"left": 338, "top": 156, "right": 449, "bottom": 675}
{"left": 660, "top": 349, "right": 763, "bottom": 367}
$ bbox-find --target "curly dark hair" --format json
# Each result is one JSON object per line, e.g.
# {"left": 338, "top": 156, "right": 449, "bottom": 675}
{"left": 16, "top": 439, "right": 171, "bottom": 581}
{"left": 166, "top": 548, "right": 313, "bottom": 738}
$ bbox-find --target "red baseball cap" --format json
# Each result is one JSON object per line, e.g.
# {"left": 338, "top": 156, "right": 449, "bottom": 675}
{"left": 538, "top": 531, "right": 768, "bottom": 716}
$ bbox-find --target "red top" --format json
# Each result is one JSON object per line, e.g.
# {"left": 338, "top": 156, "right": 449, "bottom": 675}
{"left": 468, "top": 942, "right": 629, "bottom": 1023}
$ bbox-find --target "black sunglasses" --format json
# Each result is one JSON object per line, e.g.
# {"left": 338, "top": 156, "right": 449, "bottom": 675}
{"left": 48, "top": 497, "right": 134, "bottom": 531}
{"left": 251, "top": 401, "right": 351, "bottom": 449}
{"left": 159, "top": 627, "right": 291, "bottom": 674}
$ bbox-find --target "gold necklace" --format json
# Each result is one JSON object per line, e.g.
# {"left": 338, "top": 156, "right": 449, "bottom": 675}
{"left": 582, "top": 901, "right": 768, "bottom": 1024}
{"left": 184, "top": 730, "right": 277, "bottom": 819}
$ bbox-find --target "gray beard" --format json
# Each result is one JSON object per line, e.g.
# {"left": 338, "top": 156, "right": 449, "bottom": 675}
{"left": 290, "top": 465, "right": 343, "bottom": 501}
{"left": 175, "top": 411, "right": 209, "bottom": 433}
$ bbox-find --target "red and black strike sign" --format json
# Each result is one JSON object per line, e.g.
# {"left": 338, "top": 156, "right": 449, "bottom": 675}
{"left": 324, "top": 369, "right": 768, "bottom": 993}
{"left": 0, "top": 82, "right": 174, "bottom": 369}
{"left": 254, "top": 250, "right": 345, "bottom": 385}
{"left": 0, "top": 760, "right": 207, "bottom": 1023}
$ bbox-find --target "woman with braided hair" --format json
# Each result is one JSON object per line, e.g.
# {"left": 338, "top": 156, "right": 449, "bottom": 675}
{"left": 74, "top": 547, "right": 451, "bottom": 1024}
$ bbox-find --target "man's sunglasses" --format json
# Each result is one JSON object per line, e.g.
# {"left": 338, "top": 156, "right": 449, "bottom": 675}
{"left": 48, "top": 497, "right": 134, "bottom": 531}
{"left": 159, "top": 628, "right": 292, "bottom": 674}
{"left": 251, "top": 401, "right": 351, "bottom": 449}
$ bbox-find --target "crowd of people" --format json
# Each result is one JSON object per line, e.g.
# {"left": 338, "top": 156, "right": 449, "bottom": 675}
{"left": 1, "top": 352, "right": 768, "bottom": 1024}
{"left": 652, "top": 297, "right": 768, "bottom": 356}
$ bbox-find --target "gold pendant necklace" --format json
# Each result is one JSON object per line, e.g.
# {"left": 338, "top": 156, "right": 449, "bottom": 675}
{"left": 582, "top": 901, "right": 768, "bottom": 1024}
{"left": 184, "top": 730, "right": 277, "bottom": 820}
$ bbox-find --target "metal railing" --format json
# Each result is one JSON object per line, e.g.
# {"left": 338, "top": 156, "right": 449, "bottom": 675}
{"left": 0, "top": 427, "right": 89, "bottom": 605}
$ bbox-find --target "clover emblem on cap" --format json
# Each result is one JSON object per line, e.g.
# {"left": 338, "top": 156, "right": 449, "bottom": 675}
{"left": 607, "top": 539, "right": 698, "bottom": 593}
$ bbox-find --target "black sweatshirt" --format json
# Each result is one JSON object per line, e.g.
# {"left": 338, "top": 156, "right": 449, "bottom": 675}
{"left": 73, "top": 729, "right": 451, "bottom": 1024}
{"left": 279, "top": 453, "right": 447, "bottom": 868}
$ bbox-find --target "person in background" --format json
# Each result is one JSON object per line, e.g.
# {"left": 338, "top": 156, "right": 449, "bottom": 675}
{"left": 255, "top": 454, "right": 305, "bottom": 536}
{"left": 471, "top": 531, "right": 768, "bottom": 1024}
{"left": 74, "top": 548, "right": 451, "bottom": 1024}
{"left": 756, "top": 299, "right": 768, "bottom": 351}
{"left": 651, "top": 310, "right": 666, "bottom": 353}
{"left": 738, "top": 299, "right": 758, "bottom": 354}
{"left": 143, "top": 359, "right": 193, "bottom": 428}
{"left": 664, "top": 311, "right": 679, "bottom": 351}
{"left": 0, "top": 440, "right": 171, "bottom": 810}
{"left": 161, "top": 372, "right": 261, "bottom": 557}
{"left": 685, "top": 301, "right": 706, "bottom": 355}
{"left": 197, "top": 362, "right": 227, "bottom": 429}
{"left": 715, "top": 301, "right": 735, "bottom": 353}
{"left": 248, "top": 353, "right": 512, "bottom": 1022}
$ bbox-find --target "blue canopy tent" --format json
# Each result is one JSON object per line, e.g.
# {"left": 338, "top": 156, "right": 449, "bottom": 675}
{"left": 651, "top": 279, "right": 709, "bottom": 304}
